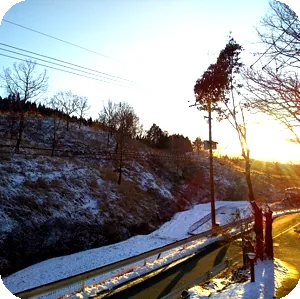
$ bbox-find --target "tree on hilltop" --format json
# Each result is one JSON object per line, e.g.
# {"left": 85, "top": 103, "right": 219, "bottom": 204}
{"left": 1, "top": 60, "right": 48, "bottom": 152}
{"left": 193, "top": 137, "right": 202, "bottom": 155}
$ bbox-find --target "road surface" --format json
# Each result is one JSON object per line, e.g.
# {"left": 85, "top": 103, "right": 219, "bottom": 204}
{"left": 274, "top": 213, "right": 300, "bottom": 298}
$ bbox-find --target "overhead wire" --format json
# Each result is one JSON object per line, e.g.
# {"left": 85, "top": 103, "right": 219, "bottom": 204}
{"left": 2, "top": 19, "right": 124, "bottom": 64}
{"left": 0, "top": 47, "right": 136, "bottom": 86}
{"left": 0, "top": 53, "right": 131, "bottom": 88}
{"left": 0, "top": 43, "right": 135, "bottom": 83}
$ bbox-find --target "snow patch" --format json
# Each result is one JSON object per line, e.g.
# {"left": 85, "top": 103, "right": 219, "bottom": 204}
{"left": 3, "top": 201, "right": 251, "bottom": 294}
{"left": 188, "top": 258, "right": 289, "bottom": 299}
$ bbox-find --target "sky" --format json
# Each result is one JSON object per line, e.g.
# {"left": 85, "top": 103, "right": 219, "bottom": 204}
{"left": 0, "top": 0, "right": 300, "bottom": 163}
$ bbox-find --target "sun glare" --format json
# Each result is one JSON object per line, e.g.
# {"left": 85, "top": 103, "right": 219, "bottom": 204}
{"left": 214, "top": 119, "right": 300, "bottom": 164}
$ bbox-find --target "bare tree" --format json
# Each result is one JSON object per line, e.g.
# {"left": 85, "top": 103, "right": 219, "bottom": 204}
{"left": 136, "top": 123, "right": 146, "bottom": 140}
{"left": 244, "top": 67, "right": 300, "bottom": 143}
{"left": 53, "top": 90, "right": 78, "bottom": 131}
{"left": 98, "top": 100, "right": 118, "bottom": 147}
{"left": 245, "top": 1, "right": 300, "bottom": 145}
{"left": 116, "top": 102, "right": 139, "bottom": 139}
{"left": 76, "top": 96, "right": 90, "bottom": 128}
{"left": 1, "top": 60, "right": 48, "bottom": 152}
{"left": 255, "top": 1, "right": 300, "bottom": 70}
{"left": 115, "top": 102, "right": 140, "bottom": 185}
{"left": 7, "top": 93, "right": 19, "bottom": 140}
{"left": 221, "top": 41, "right": 265, "bottom": 260}
{"left": 47, "top": 97, "right": 64, "bottom": 156}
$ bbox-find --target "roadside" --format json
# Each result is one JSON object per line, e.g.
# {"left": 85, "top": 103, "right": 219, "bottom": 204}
{"left": 3, "top": 201, "right": 250, "bottom": 296}
{"left": 274, "top": 219, "right": 300, "bottom": 298}
{"left": 186, "top": 213, "right": 300, "bottom": 299}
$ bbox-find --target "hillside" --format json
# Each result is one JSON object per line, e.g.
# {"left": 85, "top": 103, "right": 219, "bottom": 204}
{"left": 0, "top": 115, "right": 299, "bottom": 277}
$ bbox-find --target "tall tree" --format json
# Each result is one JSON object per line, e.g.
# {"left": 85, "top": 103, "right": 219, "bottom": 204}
{"left": 53, "top": 90, "right": 78, "bottom": 131}
{"left": 147, "top": 124, "right": 163, "bottom": 145}
{"left": 194, "top": 44, "right": 227, "bottom": 228}
{"left": 116, "top": 102, "right": 139, "bottom": 138}
{"left": 1, "top": 60, "right": 48, "bottom": 152}
{"left": 170, "top": 134, "right": 193, "bottom": 153}
{"left": 47, "top": 97, "right": 64, "bottom": 156}
{"left": 194, "top": 38, "right": 264, "bottom": 259}
{"left": 115, "top": 102, "right": 140, "bottom": 185}
{"left": 217, "top": 38, "right": 264, "bottom": 260}
{"left": 146, "top": 124, "right": 170, "bottom": 149}
{"left": 192, "top": 137, "right": 202, "bottom": 155}
{"left": 98, "top": 100, "right": 118, "bottom": 147}
{"left": 76, "top": 96, "right": 90, "bottom": 128}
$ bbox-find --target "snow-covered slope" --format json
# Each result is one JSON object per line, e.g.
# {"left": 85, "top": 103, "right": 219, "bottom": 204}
{"left": 0, "top": 115, "right": 295, "bottom": 277}
{"left": 3, "top": 201, "right": 251, "bottom": 294}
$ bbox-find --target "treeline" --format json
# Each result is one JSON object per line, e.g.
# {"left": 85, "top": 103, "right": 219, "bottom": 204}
{"left": 0, "top": 60, "right": 198, "bottom": 166}
{"left": 144, "top": 123, "right": 193, "bottom": 153}
{"left": 0, "top": 93, "right": 93, "bottom": 127}
{"left": 0, "top": 93, "right": 195, "bottom": 152}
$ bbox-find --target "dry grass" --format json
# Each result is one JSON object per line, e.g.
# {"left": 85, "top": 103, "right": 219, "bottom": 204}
{"left": 97, "top": 200, "right": 110, "bottom": 212}
{"left": 23, "top": 177, "right": 48, "bottom": 189}
{"left": 117, "top": 179, "right": 142, "bottom": 196}
{"left": 100, "top": 168, "right": 118, "bottom": 182}
{"left": 88, "top": 176, "right": 98, "bottom": 190}
{"left": 69, "top": 176, "right": 84, "bottom": 186}
{"left": 48, "top": 178, "right": 63, "bottom": 189}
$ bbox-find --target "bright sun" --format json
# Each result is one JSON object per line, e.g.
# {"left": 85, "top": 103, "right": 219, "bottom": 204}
{"left": 214, "top": 118, "right": 300, "bottom": 164}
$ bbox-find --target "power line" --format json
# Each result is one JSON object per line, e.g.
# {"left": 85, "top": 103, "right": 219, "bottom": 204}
{"left": 0, "top": 47, "right": 136, "bottom": 86}
{"left": 0, "top": 53, "right": 131, "bottom": 88}
{"left": 2, "top": 19, "right": 124, "bottom": 64}
{"left": 0, "top": 43, "right": 136, "bottom": 83}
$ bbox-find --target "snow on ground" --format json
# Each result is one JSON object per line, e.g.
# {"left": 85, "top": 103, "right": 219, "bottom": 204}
{"left": 2, "top": 201, "right": 250, "bottom": 294}
{"left": 187, "top": 258, "right": 292, "bottom": 299}
{"left": 0, "top": 280, "right": 13, "bottom": 298}
{"left": 64, "top": 236, "right": 221, "bottom": 299}
{"left": 130, "top": 162, "right": 173, "bottom": 199}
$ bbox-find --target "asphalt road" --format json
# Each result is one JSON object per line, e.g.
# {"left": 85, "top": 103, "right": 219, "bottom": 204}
{"left": 107, "top": 213, "right": 300, "bottom": 299}
{"left": 273, "top": 213, "right": 300, "bottom": 298}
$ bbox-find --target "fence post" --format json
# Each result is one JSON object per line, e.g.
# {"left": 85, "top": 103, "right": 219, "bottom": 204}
{"left": 206, "top": 271, "right": 212, "bottom": 280}
{"left": 81, "top": 280, "right": 85, "bottom": 292}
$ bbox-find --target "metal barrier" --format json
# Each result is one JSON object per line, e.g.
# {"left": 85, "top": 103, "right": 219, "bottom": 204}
{"left": 14, "top": 210, "right": 300, "bottom": 299}
{"left": 14, "top": 217, "right": 253, "bottom": 299}
{"left": 160, "top": 258, "right": 233, "bottom": 299}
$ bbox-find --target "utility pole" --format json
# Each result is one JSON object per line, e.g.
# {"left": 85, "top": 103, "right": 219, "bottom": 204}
{"left": 208, "top": 100, "right": 216, "bottom": 228}
{"left": 189, "top": 99, "right": 216, "bottom": 229}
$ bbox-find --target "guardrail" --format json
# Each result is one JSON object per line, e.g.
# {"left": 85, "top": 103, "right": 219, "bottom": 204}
{"left": 14, "top": 217, "right": 253, "bottom": 299}
{"left": 14, "top": 208, "right": 300, "bottom": 299}
{"left": 161, "top": 258, "right": 233, "bottom": 299}
{"left": 273, "top": 207, "right": 300, "bottom": 218}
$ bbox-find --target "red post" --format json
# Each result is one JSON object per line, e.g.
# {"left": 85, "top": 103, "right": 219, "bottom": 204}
{"left": 264, "top": 206, "right": 274, "bottom": 260}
